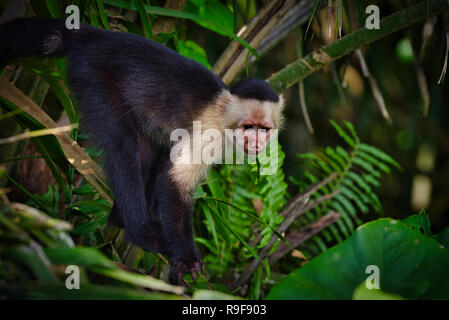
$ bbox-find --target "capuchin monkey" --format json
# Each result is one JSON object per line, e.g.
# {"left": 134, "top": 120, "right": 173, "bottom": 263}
{"left": 0, "top": 17, "right": 284, "bottom": 284}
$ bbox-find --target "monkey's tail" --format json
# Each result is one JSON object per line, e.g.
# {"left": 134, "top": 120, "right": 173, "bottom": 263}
{"left": 0, "top": 17, "right": 74, "bottom": 68}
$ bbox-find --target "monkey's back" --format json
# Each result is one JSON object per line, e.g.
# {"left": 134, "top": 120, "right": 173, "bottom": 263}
{"left": 65, "top": 24, "right": 225, "bottom": 131}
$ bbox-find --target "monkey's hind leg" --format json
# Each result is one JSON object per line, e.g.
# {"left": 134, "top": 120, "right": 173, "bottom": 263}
{"left": 154, "top": 155, "right": 202, "bottom": 285}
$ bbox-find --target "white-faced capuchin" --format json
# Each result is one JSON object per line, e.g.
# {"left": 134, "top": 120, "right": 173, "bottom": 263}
{"left": 0, "top": 17, "right": 285, "bottom": 284}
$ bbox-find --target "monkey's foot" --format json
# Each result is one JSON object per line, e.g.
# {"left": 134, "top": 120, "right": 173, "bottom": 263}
{"left": 169, "top": 259, "right": 202, "bottom": 286}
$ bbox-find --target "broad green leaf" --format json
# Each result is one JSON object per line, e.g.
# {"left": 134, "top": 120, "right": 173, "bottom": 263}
{"left": 186, "top": 0, "right": 235, "bottom": 35}
{"left": 44, "top": 246, "right": 115, "bottom": 268}
{"left": 435, "top": 229, "right": 449, "bottom": 250}
{"left": 177, "top": 40, "right": 211, "bottom": 69}
{"left": 267, "top": 218, "right": 449, "bottom": 300}
{"left": 104, "top": 0, "right": 257, "bottom": 56}
{"left": 402, "top": 211, "right": 432, "bottom": 237}
{"left": 403, "top": 212, "right": 449, "bottom": 249}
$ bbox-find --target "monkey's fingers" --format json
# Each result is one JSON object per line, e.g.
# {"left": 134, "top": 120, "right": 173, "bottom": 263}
{"left": 190, "top": 269, "right": 197, "bottom": 284}
{"left": 190, "top": 262, "right": 202, "bottom": 284}
{"left": 193, "top": 261, "right": 202, "bottom": 273}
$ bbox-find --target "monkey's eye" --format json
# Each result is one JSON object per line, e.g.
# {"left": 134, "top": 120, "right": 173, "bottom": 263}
{"left": 244, "top": 124, "right": 255, "bottom": 130}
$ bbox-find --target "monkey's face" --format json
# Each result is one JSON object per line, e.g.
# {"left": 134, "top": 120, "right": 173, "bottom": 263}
{"left": 237, "top": 119, "right": 273, "bottom": 154}
{"left": 215, "top": 88, "right": 285, "bottom": 155}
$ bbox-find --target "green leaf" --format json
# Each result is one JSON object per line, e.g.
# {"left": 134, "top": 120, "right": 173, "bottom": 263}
{"left": 267, "top": 218, "right": 449, "bottom": 299}
{"left": 402, "top": 211, "right": 432, "bottom": 237}
{"left": 186, "top": 0, "right": 235, "bottom": 35}
{"left": 356, "top": 151, "right": 391, "bottom": 173}
{"left": 177, "top": 40, "right": 211, "bottom": 69}
{"left": 44, "top": 246, "right": 115, "bottom": 268}
{"left": 45, "top": 0, "right": 61, "bottom": 18}
{"left": 403, "top": 212, "right": 449, "bottom": 249}
{"left": 68, "top": 200, "right": 112, "bottom": 213}
{"left": 73, "top": 185, "right": 95, "bottom": 195}
{"left": 363, "top": 174, "right": 380, "bottom": 187}
{"left": 339, "top": 186, "right": 368, "bottom": 214}
{"left": 199, "top": 201, "right": 219, "bottom": 249}
{"left": 104, "top": 0, "right": 257, "bottom": 57}
{"left": 359, "top": 143, "right": 401, "bottom": 170}
{"left": 213, "top": 210, "right": 260, "bottom": 260}
{"left": 352, "top": 157, "right": 380, "bottom": 178}
{"left": 325, "top": 147, "right": 346, "bottom": 170}
{"left": 72, "top": 212, "right": 109, "bottom": 235}
{"left": 96, "top": 0, "right": 111, "bottom": 30}
{"left": 435, "top": 229, "right": 449, "bottom": 250}
{"left": 336, "top": 146, "right": 350, "bottom": 163}
{"left": 330, "top": 119, "right": 355, "bottom": 147}
{"left": 304, "top": 0, "right": 321, "bottom": 40}
{"left": 150, "top": 30, "right": 180, "bottom": 44}
{"left": 344, "top": 121, "right": 359, "bottom": 143}
{"left": 133, "top": 0, "right": 152, "bottom": 38}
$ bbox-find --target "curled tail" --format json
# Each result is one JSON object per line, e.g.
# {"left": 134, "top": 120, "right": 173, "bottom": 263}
{"left": 0, "top": 17, "right": 73, "bottom": 68}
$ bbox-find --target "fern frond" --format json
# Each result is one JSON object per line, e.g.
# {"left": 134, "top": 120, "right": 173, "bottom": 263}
{"left": 298, "top": 119, "right": 400, "bottom": 255}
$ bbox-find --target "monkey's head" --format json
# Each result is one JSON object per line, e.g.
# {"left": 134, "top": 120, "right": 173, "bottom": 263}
{"left": 216, "top": 78, "right": 285, "bottom": 155}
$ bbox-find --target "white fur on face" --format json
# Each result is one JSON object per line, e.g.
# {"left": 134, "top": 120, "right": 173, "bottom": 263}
{"left": 216, "top": 90, "right": 285, "bottom": 130}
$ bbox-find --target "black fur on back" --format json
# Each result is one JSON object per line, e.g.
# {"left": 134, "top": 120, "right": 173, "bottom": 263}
{"left": 0, "top": 17, "right": 227, "bottom": 132}
{"left": 230, "top": 78, "right": 279, "bottom": 102}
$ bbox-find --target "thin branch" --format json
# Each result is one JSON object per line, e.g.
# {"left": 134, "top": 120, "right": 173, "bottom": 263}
{"left": 297, "top": 27, "right": 314, "bottom": 134}
{"left": 347, "top": 0, "right": 390, "bottom": 122}
{"left": 298, "top": 81, "right": 314, "bottom": 134}
{"left": 438, "top": 12, "right": 449, "bottom": 84}
{"left": 356, "top": 49, "right": 392, "bottom": 123}
{"left": 269, "top": 211, "right": 341, "bottom": 264}
{"left": 280, "top": 172, "right": 338, "bottom": 218}
{"left": 0, "top": 124, "right": 77, "bottom": 144}
{"left": 419, "top": 16, "right": 438, "bottom": 62}
{"left": 407, "top": 30, "right": 430, "bottom": 117}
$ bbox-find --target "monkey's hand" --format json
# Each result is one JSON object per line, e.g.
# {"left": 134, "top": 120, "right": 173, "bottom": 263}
{"left": 169, "top": 255, "right": 202, "bottom": 286}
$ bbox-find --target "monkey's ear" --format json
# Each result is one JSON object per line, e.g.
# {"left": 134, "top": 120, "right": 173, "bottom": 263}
{"left": 215, "top": 90, "right": 233, "bottom": 116}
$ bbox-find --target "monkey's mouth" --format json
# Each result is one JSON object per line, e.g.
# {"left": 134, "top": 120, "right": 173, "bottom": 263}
{"left": 238, "top": 121, "right": 273, "bottom": 154}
